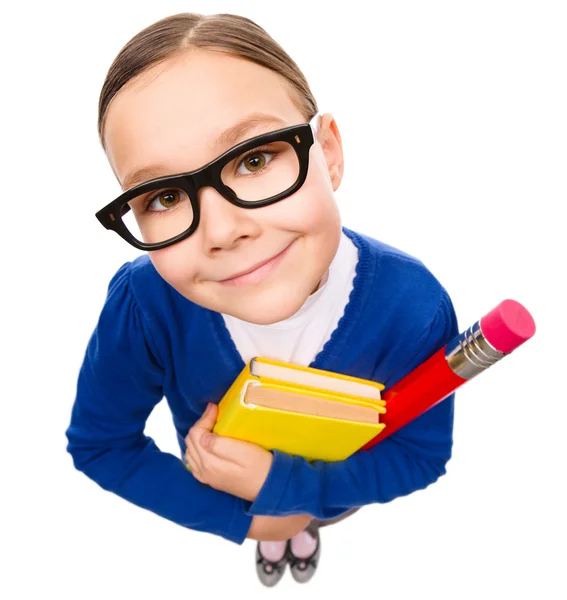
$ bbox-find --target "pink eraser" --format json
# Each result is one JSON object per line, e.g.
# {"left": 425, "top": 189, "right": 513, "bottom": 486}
{"left": 480, "top": 299, "right": 536, "bottom": 354}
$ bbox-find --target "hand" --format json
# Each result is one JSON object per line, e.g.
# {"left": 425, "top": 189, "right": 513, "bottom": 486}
{"left": 184, "top": 402, "right": 274, "bottom": 502}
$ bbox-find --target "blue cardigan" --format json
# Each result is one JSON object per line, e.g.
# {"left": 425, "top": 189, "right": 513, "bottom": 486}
{"left": 66, "top": 227, "right": 458, "bottom": 544}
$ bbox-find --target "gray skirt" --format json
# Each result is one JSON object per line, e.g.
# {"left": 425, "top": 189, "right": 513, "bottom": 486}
{"left": 310, "top": 506, "right": 361, "bottom": 529}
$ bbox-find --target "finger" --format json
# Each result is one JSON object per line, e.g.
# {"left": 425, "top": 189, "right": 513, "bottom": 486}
{"left": 187, "top": 421, "right": 219, "bottom": 472}
{"left": 185, "top": 452, "right": 206, "bottom": 484}
{"left": 203, "top": 433, "right": 264, "bottom": 465}
{"left": 191, "top": 469, "right": 206, "bottom": 484}
{"left": 185, "top": 436, "right": 205, "bottom": 474}
{"left": 187, "top": 424, "right": 203, "bottom": 448}
{"left": 186, "top": 420, "right": 209, "bottom": 455}
{"left": 184, "top": 449, "right": 195, "bottom": 472}
{"left": 184, "top": 424, "right": 198, "bottom": 446}
{"left": 194, "top": 402, "right": 219, "bottom": 432}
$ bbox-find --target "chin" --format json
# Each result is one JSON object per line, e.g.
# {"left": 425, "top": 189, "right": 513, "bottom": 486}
{"left": 225, "top": 303, "right": 300, "bottom": 326}
{"left": 223, "top": 286, "right": 312, "bottom": 325}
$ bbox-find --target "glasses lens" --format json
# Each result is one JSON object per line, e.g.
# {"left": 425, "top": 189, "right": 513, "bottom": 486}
{"left": 220, "top": 141, "right": 300, "bottom": 202}
{"left": 120, "top": 187, "right": 193, "bottom": 245}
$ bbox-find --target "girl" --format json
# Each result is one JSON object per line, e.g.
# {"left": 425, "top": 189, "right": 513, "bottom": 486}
{"left": 66, "top": 12, "right": 458, "bottom": 587}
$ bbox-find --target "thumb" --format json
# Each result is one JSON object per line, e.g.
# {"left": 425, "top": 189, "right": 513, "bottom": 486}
{"left": 197, "top": 402, "right": 218, "bottom": 431}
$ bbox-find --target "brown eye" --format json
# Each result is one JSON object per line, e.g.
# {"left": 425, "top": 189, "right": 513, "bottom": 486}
{"left": 237, "top": 151, "right": 273, "bottom": 175}
{"left": 244, "top": 153, "right": 266, "bottom": 172}
{"left": 148, "top": 189, "right": 182, "bottom": 212}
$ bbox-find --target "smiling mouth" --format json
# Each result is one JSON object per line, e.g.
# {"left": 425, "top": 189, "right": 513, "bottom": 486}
{"left": 217, "top": 241, "right": 294, "bottom": 285}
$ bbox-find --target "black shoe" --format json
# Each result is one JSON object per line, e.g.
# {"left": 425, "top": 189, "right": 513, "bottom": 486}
{"left": 287, "top": 523, "right": 321, "bottom": 584}
{"left": 255, "top": 542, "right": 288, "bottom": 587}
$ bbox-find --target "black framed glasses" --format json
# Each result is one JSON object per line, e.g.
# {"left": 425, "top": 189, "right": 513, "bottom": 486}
{"left": 95, "top": 115, "right": 319, "bottom": 251}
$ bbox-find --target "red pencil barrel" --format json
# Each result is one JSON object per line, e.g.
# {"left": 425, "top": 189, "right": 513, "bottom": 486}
{"left": 360, "top": 348, "right": 466, "bottom": 449}
{"left": 359, "top": 300, "right": 535, "bottom": 451}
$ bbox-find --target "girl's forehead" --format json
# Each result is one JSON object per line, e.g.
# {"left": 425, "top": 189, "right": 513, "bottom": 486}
{"left": 104, "top": 50, "right": 303, "bottom": 183}
{"left": 105, "top": 50, "right": 300, "bottom": 142}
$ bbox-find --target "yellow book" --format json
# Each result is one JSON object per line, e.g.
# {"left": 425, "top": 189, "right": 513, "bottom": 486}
{"left": 212, "top": 357, "right": 386, "bottom": 462}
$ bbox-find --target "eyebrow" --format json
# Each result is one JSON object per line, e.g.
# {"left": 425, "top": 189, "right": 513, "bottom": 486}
{"left": 121, "top": 113, "right": 288, "bottom": 190}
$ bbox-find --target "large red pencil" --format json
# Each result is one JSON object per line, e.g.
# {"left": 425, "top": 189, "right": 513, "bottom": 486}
{"left": 361, "top": 299, "right": 536, "bottom": 449}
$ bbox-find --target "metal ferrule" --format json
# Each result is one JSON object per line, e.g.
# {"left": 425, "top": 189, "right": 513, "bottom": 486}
{"left": 445, "top": 320, "right": 506, "bottom": 380}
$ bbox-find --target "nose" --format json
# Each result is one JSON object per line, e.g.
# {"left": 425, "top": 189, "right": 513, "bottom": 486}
{"left": 197, "top": 186, "right": 261, "bottom": 254}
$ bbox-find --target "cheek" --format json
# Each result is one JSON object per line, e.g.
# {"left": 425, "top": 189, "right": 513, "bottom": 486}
{"left": 267, "top": 178, "right": 340, "bottom": 234}
{"left": 296, "top": 190, "right": 339, "bottom": 234}
{"left": 288, "top": 151, "right": 340, "bottom": 231}
{"left": 149, "top": 244, "right": 200, "bottom": 288}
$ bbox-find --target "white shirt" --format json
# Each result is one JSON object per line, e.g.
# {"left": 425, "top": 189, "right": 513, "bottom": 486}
{"left": 221, "top": 232, "right": 359, "bottom": 366}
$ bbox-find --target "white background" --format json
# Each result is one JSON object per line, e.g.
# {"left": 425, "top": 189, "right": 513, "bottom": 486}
{"left": 2, "top": 1, "right": 565, "bottom": 598}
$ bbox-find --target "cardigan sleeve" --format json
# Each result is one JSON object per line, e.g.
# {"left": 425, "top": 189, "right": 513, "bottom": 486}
{"left": 244, "top": 289, "right": 458, "bottom": 519}
{"left": 65, "top": 262, "right": 253, "bottom": 544}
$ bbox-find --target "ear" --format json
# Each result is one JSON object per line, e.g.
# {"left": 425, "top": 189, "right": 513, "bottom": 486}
{"left": 317, "top": 113, "right": 344, "bottom": 191}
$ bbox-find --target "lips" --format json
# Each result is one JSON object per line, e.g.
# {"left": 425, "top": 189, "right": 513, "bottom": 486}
{"left": 217, "top": 242, "right": 294, "bottom": 284}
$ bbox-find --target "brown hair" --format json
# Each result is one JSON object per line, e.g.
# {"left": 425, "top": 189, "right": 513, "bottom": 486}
{"left": 98, "top": 12, "right": 318, "bottom": 148}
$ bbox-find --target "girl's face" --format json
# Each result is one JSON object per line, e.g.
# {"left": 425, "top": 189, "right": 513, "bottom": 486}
{"left": 103, "top": 49, "right": 344, "bottom": 325}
